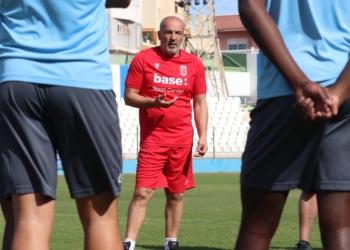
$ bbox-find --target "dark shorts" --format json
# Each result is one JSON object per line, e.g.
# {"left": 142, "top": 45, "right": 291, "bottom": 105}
{"left": 241, "top": 95, "right": 350, "bottom": 193}
{"left": 136, "top": 145, "right": 195, "bottom": 193}
{"left": 0, "top": 81, "right": 123, "bottom": 199}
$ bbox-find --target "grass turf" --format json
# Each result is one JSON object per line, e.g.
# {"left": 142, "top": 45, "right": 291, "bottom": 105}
{"left": 0, "top": 173, "right": 322, "bottom": 249}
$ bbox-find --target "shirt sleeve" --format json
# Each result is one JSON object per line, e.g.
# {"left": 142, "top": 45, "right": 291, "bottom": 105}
{"left": 125, "top": 52, "right": 145, "bottom": 90}
{"left": 193, "top": 59, "right": 207, "bottom": 95}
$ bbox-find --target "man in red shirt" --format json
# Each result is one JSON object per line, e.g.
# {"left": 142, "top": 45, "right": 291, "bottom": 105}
{"left": 122, "top": 16, "right": 208, "bottom": 250}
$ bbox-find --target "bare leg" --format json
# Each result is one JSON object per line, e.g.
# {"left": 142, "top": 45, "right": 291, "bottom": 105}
{"left": 11, "top": 193, "right": 55, "bottom": 250}
{"left": 76, "top": 190, "right": 122, "bottom": 250}
{"left": 317, "top": 191, "right": 350, "bottom": 250}
{"left": 298, "top": 191, "right": 317, "bottom": 242}
{"left": 125, "top": 188, "right": 155, "bottom": 240}
{"left": 0, "top": 197, "right": 14, "bottom": 250}
{"left": 234, "top": 185, "right": 289, "bottom": 250}
{"left": 165, "top": 192, "right": 184, "bottom": 238}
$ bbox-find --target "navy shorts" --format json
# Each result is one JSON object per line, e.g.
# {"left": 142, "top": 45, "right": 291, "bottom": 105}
{"left": 0, "top": 81, "right": 123, "bottom": 199}
{"left": 241, "top": 95, "right": 350, "bottom": 193}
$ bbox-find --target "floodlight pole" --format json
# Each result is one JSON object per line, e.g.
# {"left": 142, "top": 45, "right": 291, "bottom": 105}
{"left": 180, "top": 0, "right": 228, "bottom": 98}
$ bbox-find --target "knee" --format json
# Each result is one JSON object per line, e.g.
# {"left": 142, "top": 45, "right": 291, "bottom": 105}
{"left": 166, "top": 192, "right": 184, "bottom": 203}
{"left": 132, "top": 188, "right": 154, "bottom": 201}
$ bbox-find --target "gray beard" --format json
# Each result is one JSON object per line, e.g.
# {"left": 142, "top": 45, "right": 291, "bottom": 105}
{"left": 166, "top": 41, "right": 183, "bottom": 55}
{"left": 166, "top": 46, "right": 179, "bottom": 54}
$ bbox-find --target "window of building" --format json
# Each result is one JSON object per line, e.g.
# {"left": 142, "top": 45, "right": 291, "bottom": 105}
{"left": 117, "top": 24, "right": 129, "bottom": 35}
{"left": 175, "top": 2, "right": 178, "bottom": 13}
{"left": 142, "top": 29, "right": 157, "bottom": 45}
{"left": 227, "top": 38, "right": 248, "bottom": 50}
{"left": 228, "top": 44, "right": 237, "bottom": 50}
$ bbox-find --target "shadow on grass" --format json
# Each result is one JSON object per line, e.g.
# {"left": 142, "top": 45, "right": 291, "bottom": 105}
{"left": 138, "top": 245, "right": 226, "bottom": 250}
{"left": 270, "top": 248, "right": 323, "bottom": 250}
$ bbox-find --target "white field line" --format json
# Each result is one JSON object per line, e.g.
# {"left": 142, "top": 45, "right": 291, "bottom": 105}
{"left": 54, "top": 214, "right": 232, "bottom": 223}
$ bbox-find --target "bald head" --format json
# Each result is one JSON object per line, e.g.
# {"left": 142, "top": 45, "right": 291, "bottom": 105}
{"left": 159, "top": 16, "right": 185, "bottom": 31}
{"left": 157, "top": 16, "right": 185, "bottom": 57}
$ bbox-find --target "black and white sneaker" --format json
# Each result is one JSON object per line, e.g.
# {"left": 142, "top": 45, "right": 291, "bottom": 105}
{"left": 167, "top": 240, "right": 179, "bottom": 250}
{"left": 296, "top": 240, "right": 312, "bottom": 250}
{"left": 123, "top": 241, "right": 131, "bottom": 250}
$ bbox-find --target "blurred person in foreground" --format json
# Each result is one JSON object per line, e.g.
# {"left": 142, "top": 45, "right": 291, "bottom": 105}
{"left": 0, "top": 196, "right": 14, "bottom": 250}
{"left": 0, "top": 0, "right": 130, "bottom": 249}
{"left": 297, "top": 191, "right": 317, "bottom": 250}
{"left": 122, "top": 16, "right": 208, "bottom": 250}
{"left": 235, "top": 1, "right": 350, "bottom": 250}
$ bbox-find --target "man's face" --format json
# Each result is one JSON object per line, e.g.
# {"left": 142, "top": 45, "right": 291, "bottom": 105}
{"left": 158, "top": 18, "right": 185, "bottom": 57}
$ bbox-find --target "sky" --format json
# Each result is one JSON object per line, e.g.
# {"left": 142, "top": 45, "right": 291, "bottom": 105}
{"left": 188, "top": 0, "right": 238, "bottom": 16}
{"left": 214, "top": 0, "right": 238, "bottom": 15}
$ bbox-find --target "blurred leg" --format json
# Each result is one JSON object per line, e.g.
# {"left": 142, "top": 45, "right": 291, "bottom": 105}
{"left": 125, "top": 188, "right": 155, "bottom": 241}
{"left": 76, "top": 190, "right": 122, "bottom": 250}
{"left": 317, "top": 191, "right": 350, "bottom": 250}
{"left": 11, "top": 193, "right": 55, "bottom": 250}
{"left": 0, "top": 197, "right": 14, "bottom": 250}
{"left": 234, "top": 185, "right": 289, "bottom": 250}
{"left": 165, "top": 192, "right": 184, "bottom": 238}
{"left": 298, "top": 191, "right": 317, "bottom": 242}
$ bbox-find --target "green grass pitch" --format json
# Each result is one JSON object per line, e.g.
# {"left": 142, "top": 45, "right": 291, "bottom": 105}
{"left": 0, "top": 173, "right": 322, "bottom": 249}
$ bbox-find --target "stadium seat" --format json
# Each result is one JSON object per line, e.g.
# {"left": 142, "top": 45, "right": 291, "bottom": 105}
{"left": 233, "top": 97, "right": 241, "bottom": 104}
{"left": 238, "top": 146, "right": 245, "bottom": 152}
{"left": 214, "top": 146, "right": 223, "bottom": 153}
{"left": 223, "top": 146, "right": 231, "bottom": 153}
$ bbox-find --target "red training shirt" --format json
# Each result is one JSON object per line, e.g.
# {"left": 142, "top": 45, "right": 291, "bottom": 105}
{"left": 125, "top": 47, "right": 207, "bottom": 147}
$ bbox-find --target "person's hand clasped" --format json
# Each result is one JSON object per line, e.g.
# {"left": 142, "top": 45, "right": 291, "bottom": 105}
{"left": 293, "top": 81, "right": 336, "bottom": 123}
{"left": 154, "top": 94, "right": 178, "bottom": 108}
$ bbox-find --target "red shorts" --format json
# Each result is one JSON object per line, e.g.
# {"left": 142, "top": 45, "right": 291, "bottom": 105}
{"left": 136, "top": 146, "right": 195, "bottom": 193}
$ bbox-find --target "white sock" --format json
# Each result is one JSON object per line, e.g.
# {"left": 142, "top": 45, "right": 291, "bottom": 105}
{"left": 164, "top": 238, "right": 177, "bottom": 250}
{"left": 124, "top": 238, "right": 136, "bottom": 250}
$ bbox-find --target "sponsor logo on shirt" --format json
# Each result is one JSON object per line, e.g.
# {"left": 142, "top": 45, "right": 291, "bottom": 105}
{"left": 153, "top": 73, "right": 187, "bottom": 86}
{"left": 155, "top": 63, "right": 160, "bottom": 69}
{"left": 152, "top": 86, "right": 184, "bottom": 94}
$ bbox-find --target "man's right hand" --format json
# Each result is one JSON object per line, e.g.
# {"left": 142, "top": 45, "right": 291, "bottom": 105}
{"left": 154, "top": 94, "right": 178, "bottom": 108}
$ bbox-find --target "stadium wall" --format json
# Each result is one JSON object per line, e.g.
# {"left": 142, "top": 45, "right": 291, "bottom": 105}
{"left": 123, "top": 159, "right": 241, "bottom": 173}
{"left": 57, "top": 159, "right": 242, "bottom": 175}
